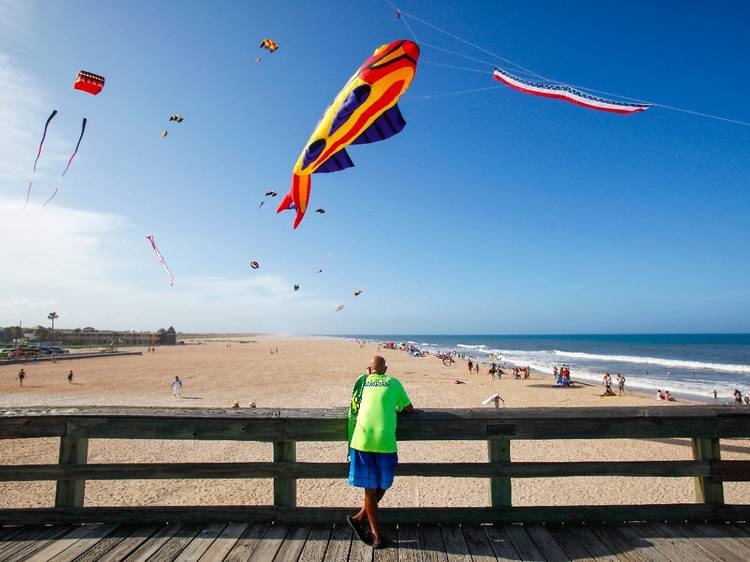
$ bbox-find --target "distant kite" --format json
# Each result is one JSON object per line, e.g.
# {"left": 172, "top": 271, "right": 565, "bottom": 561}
{"left": 277, "top": 40, "right": 420, "bottom": 228}
{"left": 260, "top": 38, "right": 278, "bottom": 53}
{"left": 293, "top": 284, "right": 300, "bottom": 291}
{"left": 395, "top": 9, "right": 401, "bottom": 19}
{"left": 258, "top": 200, "right": 264, "bottom": 209}
{"left": 492, "top": 67, "right": 652, "bottom": 115}
{"left": 265, "top": 191, "right": 278, "bottom": 197}
{"left": 336, "top": 304, "right": 345, "bottom": 312}
{"left": 256, "top": 57, "right": 263, "bottom": 64}
{"left": 24, "top": 109, "right": 58, "bottom": 208}
{"left": 316, "top": 268, "right": 324, "bottom": 273}
{"left": 73, "top": 70, "right": 105, "bottom": 95}
{"left": 353, "top": 290, "right": 362, "bottom": 297}
{"left": 169, "top": 114, "right": 184, "bottom": 123}
{"left": 250, "top": 261, "right": 260, "bottom": 270}
{"left": 146, "top": 235, "right": 174, "bottom": 286}
{"left": 160, "top": 130, "right": 168, "bottom": 138}
{"left": 315, "top": 208, "right": 326, "bottom": 214}
{"left": 43, "top": 117, "right": 87, "bottom": 207}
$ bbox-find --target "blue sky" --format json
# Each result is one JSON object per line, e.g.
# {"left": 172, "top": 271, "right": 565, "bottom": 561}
{"left": 1, "top": 0, "right": 749, "bottom": 334}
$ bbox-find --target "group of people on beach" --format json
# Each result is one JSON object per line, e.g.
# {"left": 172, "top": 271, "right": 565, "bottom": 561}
{"left": 601, "top": 372, "right": 626, "bottom": 396}
{"left": 553, "top": 365, "right": 573, "bottom": 386}
{"left": 733, "top": 389, "right": 750, "bottom": 405}
{"left": 14, "top": 368, "right": 75, "bottom": 386}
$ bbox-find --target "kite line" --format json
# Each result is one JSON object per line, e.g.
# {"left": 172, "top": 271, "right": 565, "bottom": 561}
{"left": 390, "top": 3, "right": 750, "bottom": 125}
{"left": 43, "top": 117, "right": 88, "bottom": 207}
{"left": 24, "top": 109, "right": 58, "bottom": 208}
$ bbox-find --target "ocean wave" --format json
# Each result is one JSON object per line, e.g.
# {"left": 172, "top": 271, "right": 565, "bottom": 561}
{"left": 457, "top": 344, "right": 487, "bottom": 350}
{"left": 552, "top": 350, "right": 750, "bottom": 374}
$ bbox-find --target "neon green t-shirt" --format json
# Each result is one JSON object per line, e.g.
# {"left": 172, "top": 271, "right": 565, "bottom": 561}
{"left": 349, "top": 374, "right": 411, "bottom": 453}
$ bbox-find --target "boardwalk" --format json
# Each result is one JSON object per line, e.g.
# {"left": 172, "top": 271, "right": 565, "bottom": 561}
{"left": 1, "top": 521, "right": 750, "bottom": 561}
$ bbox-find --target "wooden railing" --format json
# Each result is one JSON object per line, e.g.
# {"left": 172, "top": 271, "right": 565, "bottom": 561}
{"left": 1, "top": 405, "right": 749, "bottom": 525}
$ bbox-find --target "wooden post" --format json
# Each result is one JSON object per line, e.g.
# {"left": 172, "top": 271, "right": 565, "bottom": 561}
{"left": 55, "top": 436, "right": 88, "bottom": 508}
{"left": 488, "top": 437, "right": 511, "bottom": 507}
{"left": 273, "top": 441, "right": 296, "bottom": 507}
{"left": 692, "top": 437, "right": 724, "bottom": 505}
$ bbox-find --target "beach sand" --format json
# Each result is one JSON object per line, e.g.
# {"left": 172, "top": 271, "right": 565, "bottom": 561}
{"left": 1, "top": 336, "right": 748, "bottom": 509}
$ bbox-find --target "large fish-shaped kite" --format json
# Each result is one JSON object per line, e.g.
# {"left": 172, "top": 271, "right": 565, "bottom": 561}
{"left": 277, "top": 39, "right": 419, "bottom": 228}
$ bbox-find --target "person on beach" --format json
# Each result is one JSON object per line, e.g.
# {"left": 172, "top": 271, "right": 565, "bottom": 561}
{"left": 467, "top": 360, "right": 473, "bottom": 374}
{"left": 67, "top": 370, "right": 73, "bottom": 384}
{"left": 171, "top": 376, "right": 183, "bottom": 398}
{"left": 475, "top": 363, "right": 480, "bottom": 374}
{"left": 734, "top": 389, "right": 743, "bottom": 404}
{"left": 347, "top": 356, "right": 413, "bottom": 549}
{"left": 17, "top": 369, "right": 25, "bottom": 387}
{"left": 616, "top": 373, "right": 625, "bottom": 396}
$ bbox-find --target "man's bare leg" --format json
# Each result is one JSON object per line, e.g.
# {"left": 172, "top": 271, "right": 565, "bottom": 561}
{"left": 352, "top": 488, "right": 385, "bottom": 523}
{"left": 363, "top": 488, "right": 382, "bottom": 546}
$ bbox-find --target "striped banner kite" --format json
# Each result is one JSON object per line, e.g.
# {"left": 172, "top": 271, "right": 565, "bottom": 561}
{"left": 146, "top": 235, "right": 174, "bottom": 286}
{"left": 493, "top": 67, "right": 652, "bottom": 115}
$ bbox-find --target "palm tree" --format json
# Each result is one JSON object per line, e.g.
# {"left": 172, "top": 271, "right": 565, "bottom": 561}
{"left": 48, "top": 312, "right": 59, "bottom": 333}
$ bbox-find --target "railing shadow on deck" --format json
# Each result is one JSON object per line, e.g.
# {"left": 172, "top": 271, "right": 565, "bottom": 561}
{"left": 1, "top": 405, "right": 750, "bottom": 527}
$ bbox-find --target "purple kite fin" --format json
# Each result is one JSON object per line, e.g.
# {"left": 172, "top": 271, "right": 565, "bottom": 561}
{"left": 351, "top": 104, "right": 406, "bottom": 145}
{"left": 314, "top": 148, "right": 355, "bottom": 174}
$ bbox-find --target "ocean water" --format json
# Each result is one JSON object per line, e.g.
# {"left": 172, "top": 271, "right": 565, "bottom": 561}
{"left": 347, "top": 334, "right": 750, "bottom": 400}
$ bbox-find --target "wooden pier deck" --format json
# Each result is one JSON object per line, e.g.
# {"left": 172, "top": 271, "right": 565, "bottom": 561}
{"left": 2, "top": 521, "right": 750, "bottom": 561}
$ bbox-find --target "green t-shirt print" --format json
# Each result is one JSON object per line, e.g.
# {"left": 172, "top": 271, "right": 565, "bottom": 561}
{"left": 348, "top": 374, "right": 411, "bottom": 453}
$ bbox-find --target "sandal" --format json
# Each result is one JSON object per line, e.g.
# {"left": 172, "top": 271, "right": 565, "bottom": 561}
{"left": 346, "top": 515, "right": 369, "bottom": 544}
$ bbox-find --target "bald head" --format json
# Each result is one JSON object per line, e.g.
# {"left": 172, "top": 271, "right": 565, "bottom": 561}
{"left": 369, "top": 355, "right": 387, "bottom": 375}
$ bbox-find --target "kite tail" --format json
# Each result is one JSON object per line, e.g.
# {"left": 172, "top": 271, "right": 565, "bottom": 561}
{"left": 42, "top": 117, "right": 87, "bottom": 207}
{"left": 275, "top": 174, "right": 311, "bottom": 229}
{"left": 24, "top": 109, "right": 58, "bottom": 209}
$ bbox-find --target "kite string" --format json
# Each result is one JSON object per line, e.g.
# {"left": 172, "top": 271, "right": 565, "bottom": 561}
{"left": 408, "top": 86, "right": 502, "bottom": 101}
{"left": 397, "top": 5, "right": 750, "bottom": 126}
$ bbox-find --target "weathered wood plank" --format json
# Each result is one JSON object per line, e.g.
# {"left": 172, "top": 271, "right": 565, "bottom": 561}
{"left": 396, "top": 525, "right": 420, "bottom": 562}
{"left": 348, "top": 529, "right": 373, "bottom": 562}
{"left": 685, "top": 524, "right": 750, "bottom": 561}
{"left": 24, "top": 524, "right": 104, "bottom": 562}
{"left": 224, "top": 523, "right": 269, "bottom": 562}
{"left": 174, "top": 522, "right": 226, "bottom": 561}
{"left": 373, "top": 524, "right": 398, "bottom": 562}
{"left": 440, "top": 524, "right": 471, "bottom": 562}
{"left": 297, "top": 525, "right": 332, "bottom": 562}
{"left": 645, "top": 523, "right": 720, "bottom": 562}
{"left": 273, "top": 525, "right": 309, "bottom": 562}
{"left": 47, "top": 524, "right": 119, "bottom": 562}
{"left": 72, "top": 525, "right": 146, "bottom": 562}
{"left": 545, "top": 525, "right": 597, "bottom": 562}
{"left": 488, "top": 438, "right": 511, "bottom": 508}
{"left": 612, "top": 525, "right": 677, "bottom": 562}
{"left": 692, "top": 438, "right": 724, "bottom": 504}
{"left": 95, "top": 525, "right": 160, "bottom": 562}
{"left": 0, "top": 460, "right": 713, "bottom": 482}
{"left": 459, "top": 526, "right": 497, "bottom": 562}
{"left": 0, "top": 503, "right": 738, "bottom": 526}
{"left": 146, "top": 524, "right": 202, "bottom": 562}
{"left": 273, "top": 442, "right": 296, "bottom": 508}
{"left": 54, "top": 436, "right": 88, "bottom": 509}
{"left": 0, "top": 525, "right": 71, "bottom": 562}
{"left": 2, "top": 405, "right": 747, "bottom": 441}
{"left": 195, "top": 522, "right": 248, "bottom": 562}
{"left": 710, "top": 461, "right": 750, "bottom": 482}
{"left": 504, "top": 524, "right": 545, "bottom": 561}
{"left": 568, "top": 525, "right": 621, "bottom": 562}
{"left": 588, "top": 524, "right": 655, "bottom": 562}
{"left": 248, "top": 523, "right": 288, "bottom": 561}
{"left": 525, "top": 524, "right": 571, "bottom": 562}
{"left": 322, "top": 524, "right": 351, "bottom": 562}
{"left": 419, "top": 524, "right": 447, "bottom": 562}
{"left": 122, "top": 523, "right": 185, "bottom": 562}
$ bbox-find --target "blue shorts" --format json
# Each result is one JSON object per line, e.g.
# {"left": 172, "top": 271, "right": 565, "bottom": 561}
{"left": 348, "top": 448, "right": 398, "bottom": 490}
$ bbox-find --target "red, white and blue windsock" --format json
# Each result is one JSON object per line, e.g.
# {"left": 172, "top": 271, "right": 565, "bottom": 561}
{"left": 493, "top": 67, "right": 652, "bottom": 115}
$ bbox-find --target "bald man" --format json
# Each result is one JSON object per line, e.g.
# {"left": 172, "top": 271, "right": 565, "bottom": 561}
{"left": 347, "top": 355, "right": 413, "bottom": 548}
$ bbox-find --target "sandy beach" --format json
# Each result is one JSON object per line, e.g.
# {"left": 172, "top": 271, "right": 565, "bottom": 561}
{"left": 1, "top": 336, "right": 748, "bottom": 510}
